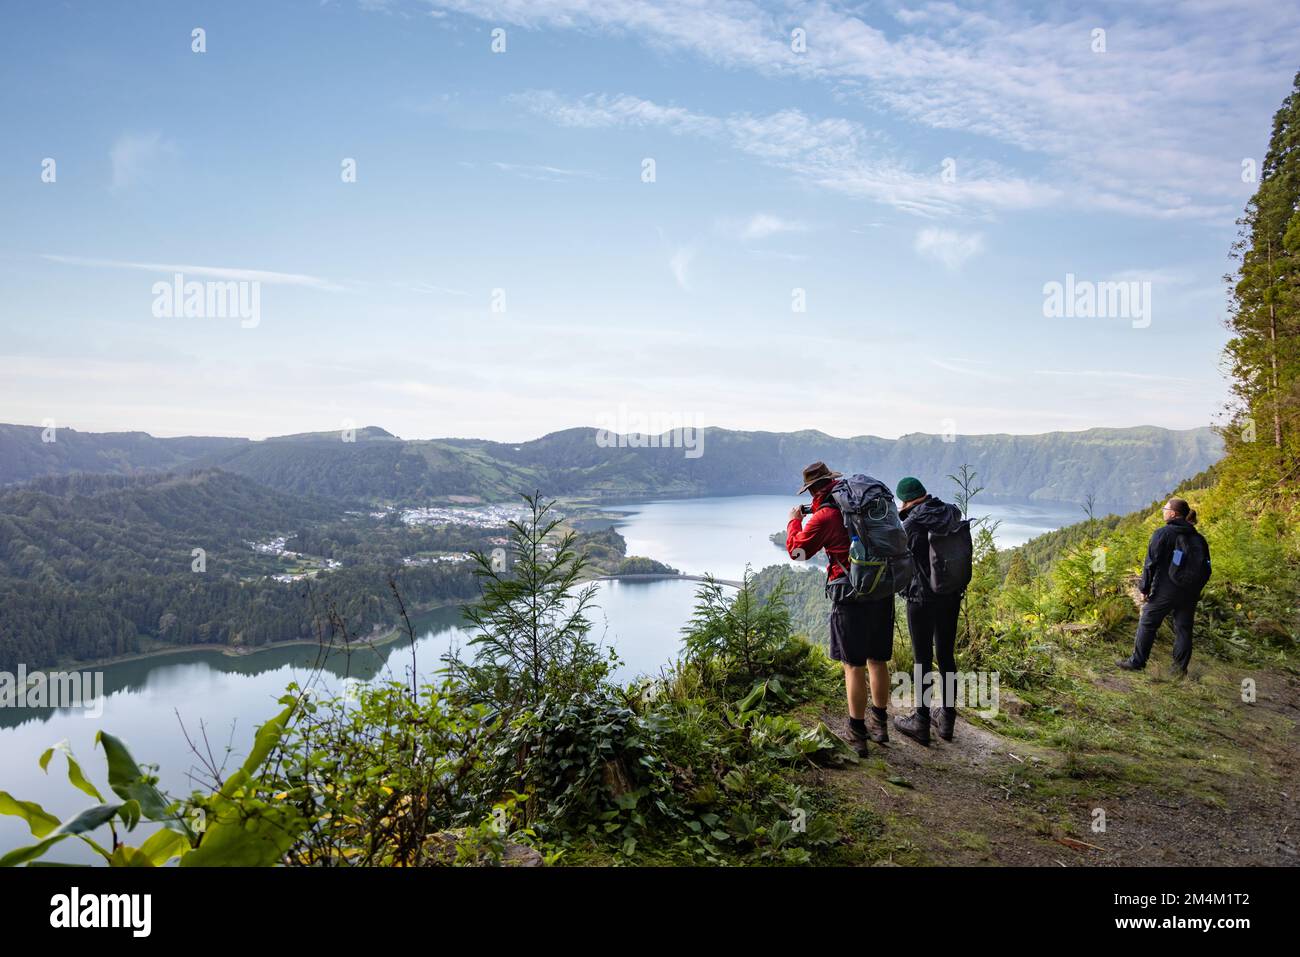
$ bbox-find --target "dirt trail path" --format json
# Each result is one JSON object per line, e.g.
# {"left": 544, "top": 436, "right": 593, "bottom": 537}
{"left": 812, "top": 662, "right": 1299, "bottom": 866}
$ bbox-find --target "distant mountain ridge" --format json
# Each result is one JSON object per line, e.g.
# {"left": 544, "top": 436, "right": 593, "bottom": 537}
{"left": 0, "top": 424, "right": 248, "bottom": 487}
{"left": 0, "top": 422, "right": 1223, "bottom": 512}
{"left": 264, "top": 426, "right": 398, "bottom": 443}
{"left": 440, "top": 425, "right": 1223, "bottom": 511}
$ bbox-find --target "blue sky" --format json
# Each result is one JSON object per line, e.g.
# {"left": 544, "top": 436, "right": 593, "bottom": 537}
{"left": 1, "top": 0, "right": 1297, "bottom": 441}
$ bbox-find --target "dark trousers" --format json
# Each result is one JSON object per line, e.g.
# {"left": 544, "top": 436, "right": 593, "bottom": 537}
{"left": 906, "top": 592, "right": 962, "bottom": 712}
{"left": 1131, "top": 588, "right": 1196, "bottom": 671}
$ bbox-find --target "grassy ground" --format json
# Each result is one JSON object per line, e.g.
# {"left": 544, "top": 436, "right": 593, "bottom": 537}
{"left": 797, "top": 627, "right": 1299, "bottom": 866}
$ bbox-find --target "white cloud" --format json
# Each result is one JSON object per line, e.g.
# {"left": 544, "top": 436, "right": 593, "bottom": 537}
{"left": 514, "top": 91, "right": 1053, "bottom": 217}
{"left": 491, "top": 161, "right": 594, "bottom": 181}
{"left": 928, "top": 357, "right": 1009, "bottom": 382}
{"left": 42, "top": 254, "right": 345, "bottom": 292}
{"left": 913, "top": 229, "right": 984, "bottom": 270}
{"left": 437, "top": 1, "right": 1299, "bottom": 219}
{"left": 1033, "top": 369, "right": 1203, "bottom": 385}
{"left": 109, "top": 132, "right": 174, "bottom": 190}
{"left": 739, "top": 213, "right": 807, "bottom": 241}
{"left": 668, "top": 246, "right": 694, "bottom": 290}
{"left": 396, "top": 280, "right": 469, "bottom": 297}
{"left": 1107, "top": 268, "right": 1190, "bottom": 286}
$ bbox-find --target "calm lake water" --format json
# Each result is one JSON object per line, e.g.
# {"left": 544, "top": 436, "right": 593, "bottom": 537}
{"left": 0, "top": 494, "right": 1073, "bottom": 861}
{"left": 605, "top": 494, "right": 1076, "bottom": 577}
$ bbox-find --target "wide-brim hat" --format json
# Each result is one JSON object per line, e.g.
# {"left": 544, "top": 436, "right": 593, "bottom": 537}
{"left": 798, "top": 461, "right": 842, "bottom": 494}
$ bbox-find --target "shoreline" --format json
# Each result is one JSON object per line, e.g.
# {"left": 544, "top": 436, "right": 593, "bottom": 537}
{"left": 29, "top": 570, "right": 691, "bottom": 675}
{"left": 40, "top": 601, "right": 468, "bottom": 674}
{"left": 29, "top": 562, "right": 677, "bottom": 676}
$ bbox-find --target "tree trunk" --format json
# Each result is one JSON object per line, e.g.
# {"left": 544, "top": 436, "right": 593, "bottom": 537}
{"left": 1267, "top": 240, "right": 1283, "bottom": 453}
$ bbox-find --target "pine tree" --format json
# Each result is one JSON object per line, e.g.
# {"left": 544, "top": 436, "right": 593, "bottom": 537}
{"left": 1223, "top": 70, "right": 1300, "bottom": 499}
{"left": 450, "top": 492, "right": 607, "bottom": 721}
{"left": 1005, "top": 551, "right": 1032, "bottom": 587}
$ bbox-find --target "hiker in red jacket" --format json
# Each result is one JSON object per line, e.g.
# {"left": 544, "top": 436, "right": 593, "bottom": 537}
{"left": 786, "top": 461, "right": 894, "bottom": 754}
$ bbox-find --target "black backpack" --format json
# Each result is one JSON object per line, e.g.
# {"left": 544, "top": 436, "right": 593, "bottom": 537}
{"left": 824, "top": 474, "right": 914, "bottom": 602}
{"left": 1167, "top": 528, "right": 1211, "bottom": 594}
{"left": 928, "top": 520, "right": 973, "bottom": 595}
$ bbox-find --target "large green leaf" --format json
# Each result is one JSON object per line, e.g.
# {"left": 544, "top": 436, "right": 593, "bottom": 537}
{"left": 110, "top": 845, "right": 155, "bottom": 867}
{"left": 119, "top": 799, "right": 142, "bottom": 831}
{"left": 736, "top": 681, "right": 767, "bottom": 714}
{"left": 39, "top": 740, "right": 105, "bottom": 802}
{"left": 178, "top": 809, "right": 298, "bottom": 867}
{"left": 180, "top": 703, "right": 298, "bottom": 868}
{"left": 235, "top": 703, "right": 296, "bottom": 781}
{"left": 200, "top": 702, "right": 296, "bottom": 806}
{"left": 137, "top": 827, "right": 188, "bottom": 865}
{"left": 94, "top": 731, "right": 177, "bottom": 826}
{"left": 0, "top": 791, "right": 61, "bottom": 839}
{"left": 0, "top": 803, "right": 123, "bottom": 867}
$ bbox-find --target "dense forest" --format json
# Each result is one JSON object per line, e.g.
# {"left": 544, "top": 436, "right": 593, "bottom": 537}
{"left": 0, "top": 469, "right": 633, "bottom": 670}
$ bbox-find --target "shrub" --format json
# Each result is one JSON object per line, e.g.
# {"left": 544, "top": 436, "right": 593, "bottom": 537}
{"left": 273, "top": 680, "right": 495, "bottom": 867}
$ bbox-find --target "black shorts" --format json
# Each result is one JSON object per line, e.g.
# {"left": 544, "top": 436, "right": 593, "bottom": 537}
{"left": 828, "top": 597, "right": 895, "bottom": 666}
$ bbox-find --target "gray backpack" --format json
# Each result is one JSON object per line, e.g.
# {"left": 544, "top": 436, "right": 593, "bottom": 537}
{"left": 928, "top": 520, "right": 973, "bottom": 595}
{"left": 825, "top": 474, "right": 914, "bottom": 602}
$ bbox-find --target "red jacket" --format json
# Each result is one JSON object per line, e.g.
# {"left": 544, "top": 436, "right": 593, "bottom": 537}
{"left": 786, "top": 488, "right": 849, "bottom": 582}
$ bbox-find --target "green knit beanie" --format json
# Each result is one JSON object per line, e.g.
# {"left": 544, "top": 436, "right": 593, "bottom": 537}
{"left": 896, "top": 476, "right": 927, "bottom": 502}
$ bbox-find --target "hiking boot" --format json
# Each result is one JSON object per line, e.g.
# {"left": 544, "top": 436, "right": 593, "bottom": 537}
{"left": 892, "top": 709, "right": 931, "bottom": 746}
{"left": 1117, "top": 658, "right": 1141, "bottom": 671}
{"left": 934, "top": 707, "right": 956, "bottom": 742}
{"left": 842, "top": 719, "right": 870, "bottom": 757}
{"left": 866, "top": 709, "right": 889, "bottom": 744}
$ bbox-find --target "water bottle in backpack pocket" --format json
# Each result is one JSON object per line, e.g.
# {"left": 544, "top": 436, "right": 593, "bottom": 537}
{"left": 846, "top": 534, "right": 880, "bottom": 595}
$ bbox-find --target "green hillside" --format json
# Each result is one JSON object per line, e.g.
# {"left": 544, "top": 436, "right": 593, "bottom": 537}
{"left": 446, "top": 424, "right": 1222, "bottom": 510}
{"left": 0, "top": 423, "right": 247, "bottom": 486}
{"left": 199, "top": 437, "right": 548, "bottom": 504}
{"left": 1, "top": 420, "right": 1223, "bottom": 512}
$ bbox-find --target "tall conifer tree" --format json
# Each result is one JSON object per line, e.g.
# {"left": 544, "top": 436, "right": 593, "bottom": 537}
{"left": 1224, "top": 70, "right": 1300, "bottom": 497}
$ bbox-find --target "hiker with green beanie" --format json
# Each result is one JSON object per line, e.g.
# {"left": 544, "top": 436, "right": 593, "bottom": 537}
{"left": 896, "top": 476, "right": 926, "bottom": 505}
{"left": 892, "top": 476, "right": 973, "bottom": 745}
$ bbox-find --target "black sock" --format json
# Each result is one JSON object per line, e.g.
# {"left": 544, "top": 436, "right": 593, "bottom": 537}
{"left": 848, "top": 716, "right": 866, "bottom": 733}
{"left": 871, "top": 705, "right": 887, "bottom": 721}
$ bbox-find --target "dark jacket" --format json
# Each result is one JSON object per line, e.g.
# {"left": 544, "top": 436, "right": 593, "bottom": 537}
{"left": 899, "top": 495, "right": 965, "bottom": 603}
{"left": 785, "top": 487, "right": 849, "bottom": 583}
{"left": 1139, "top": 517, "right": 1205, "bottom": 597}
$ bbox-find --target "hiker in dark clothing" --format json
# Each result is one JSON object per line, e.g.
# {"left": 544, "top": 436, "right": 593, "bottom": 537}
{"left": 892, "top": 477, "right": 970, "bottom": 745}
{"left": 786, "top": 462, "right": 895, "bottom": 755}
{"left": 1119, "top": 498, "right": 1210, "bottom": 676}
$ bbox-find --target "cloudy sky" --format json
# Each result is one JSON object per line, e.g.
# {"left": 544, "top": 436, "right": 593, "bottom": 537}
{"left": 1, "top": 0, "right": 1297, "bottom": 440}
